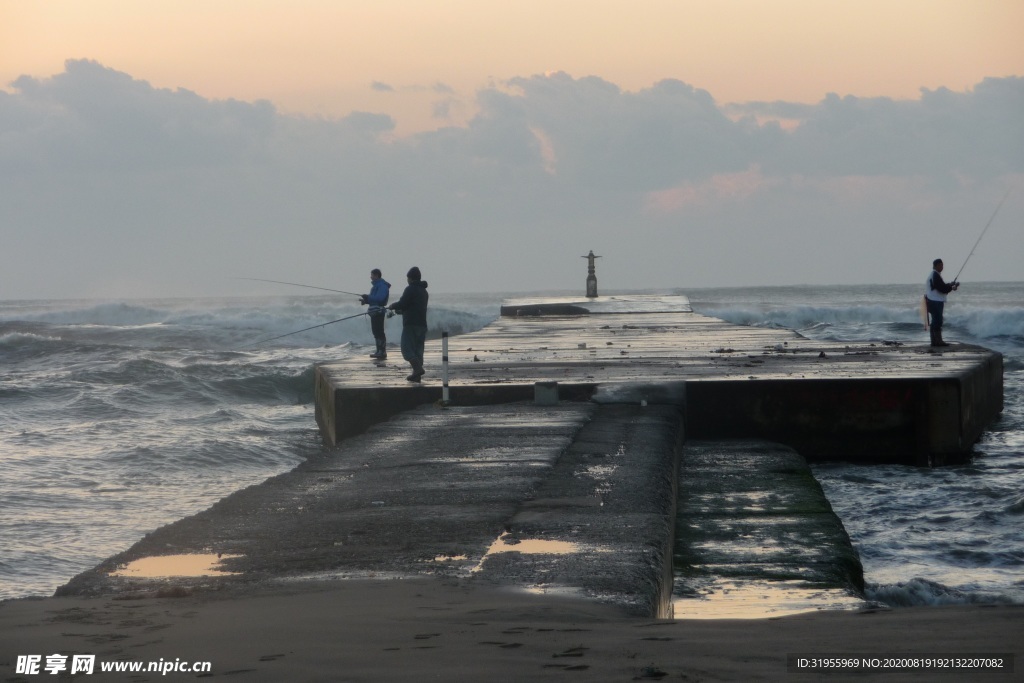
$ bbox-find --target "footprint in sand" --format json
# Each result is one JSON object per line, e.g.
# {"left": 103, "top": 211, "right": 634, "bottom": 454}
{"left": 258, "top": 654, "right": 286, "bottom": 661}
{"left": 635, "top": 665, "right": 668, "bottom": 679}
{"left": 478, "top": 641, "right": 524, "bottom": 648}
{"left": 543, "top": 663, "right": 591, "bottom": 671}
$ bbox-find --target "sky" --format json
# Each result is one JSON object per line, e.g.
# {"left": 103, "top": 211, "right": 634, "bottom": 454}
{"left": 1, "top": 0, "right": 1023, "bottom": 299}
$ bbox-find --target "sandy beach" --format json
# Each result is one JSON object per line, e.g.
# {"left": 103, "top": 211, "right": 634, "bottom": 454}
{"left": 2, "top": 578, "right": 1021, "bottom": 682}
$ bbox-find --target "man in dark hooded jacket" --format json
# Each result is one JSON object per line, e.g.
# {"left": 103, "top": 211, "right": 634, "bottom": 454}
{"left": 388, "top": 266, "right": 428, "bottom": 382}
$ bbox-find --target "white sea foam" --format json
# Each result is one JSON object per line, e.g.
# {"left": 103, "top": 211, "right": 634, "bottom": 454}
{"left": 954, "top": 306, "right": 1024, "bottom": 339}
{"left": 867, "top": 578, "right": 1019, "bottom": 607}
{"left": 697, "top": 303, "right": 1024, "bottom": 339}
{"left": 0, "top": 295, "right": 498, "bottom": 351}
{"left": 0, "top": 331, "right": 64, "bottom": 345}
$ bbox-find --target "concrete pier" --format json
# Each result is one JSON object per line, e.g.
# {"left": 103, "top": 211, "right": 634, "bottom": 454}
{"left": 56, "top": 402, "right": 863, "bottom": 618}
{"left": 55, "top": 293, "right": 1003, "bottom": 619}
{"left": 316, "top": 294, "right": 1003, "bottom": 466}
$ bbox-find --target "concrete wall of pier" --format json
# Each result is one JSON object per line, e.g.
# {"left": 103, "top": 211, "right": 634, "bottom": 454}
{"left": 685, "top": 360, "right": 1003, "bottom": 466}
{"left": 315, "top": 367, "right": 1002, "bottom": 466}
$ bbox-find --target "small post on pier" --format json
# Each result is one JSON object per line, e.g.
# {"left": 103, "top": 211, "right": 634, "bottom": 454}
{"left": 441, "top": 331, "right": 450, "bottom": 405}
{"left": 582, "top": 250, "right": 601, "bottom": 298}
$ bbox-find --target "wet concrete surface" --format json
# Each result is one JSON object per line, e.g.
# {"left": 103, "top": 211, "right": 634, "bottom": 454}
{"left": 673, "top": 441, "right": 866, "bottom": 618}
{"left": 58, "top": 403, "right": 594, "bottom": 597}
{"left": 472, "top": 403, "right": 683, "bottom": 617}
{"left": 58, "top": 403, "right": 692, "bottom": 616}
{"left": 322, "top": 295, "right": 995, "bottom": 389}
{"left": 58, "top": 401, "right": 864, "bottom": 620}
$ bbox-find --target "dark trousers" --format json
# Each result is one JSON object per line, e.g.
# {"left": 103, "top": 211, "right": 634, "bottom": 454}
{"left": 926, "top": 298, "right": 944, "bottom": 345}
{"left": 369, "top": 312, "right": 386, "bottom": 343}
{"left": 401, "top": 325, "right": 427, "bottom": 367}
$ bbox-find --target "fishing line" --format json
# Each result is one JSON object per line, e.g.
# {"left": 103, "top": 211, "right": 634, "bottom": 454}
{"left": 237, "top": 311, "right": 368, "bottom": 348}
{"left": 235, "top": 277, "right": 364, "bottom": 298}
{"left": 951, "top": 189, "right": 1012, "bottom": 284}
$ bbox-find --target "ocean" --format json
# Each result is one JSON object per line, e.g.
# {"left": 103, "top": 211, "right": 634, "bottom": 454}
{"left": 1, "top": 284, "right": 1022, "bottom": 606}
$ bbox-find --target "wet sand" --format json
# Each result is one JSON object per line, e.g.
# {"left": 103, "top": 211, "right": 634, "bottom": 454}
{"left": 2, "top": 578, "right": 1021, "bottom": 681}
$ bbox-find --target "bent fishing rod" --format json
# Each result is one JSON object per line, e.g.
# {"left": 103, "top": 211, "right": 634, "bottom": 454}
{"left": 950, "top": 189, "right": 1012, "bottom": 284}
{"left": 235, "top": 277, "right": 363, "bottom": 298}
{"left": 237, "top": 311, "right": 368, "bottom": 349}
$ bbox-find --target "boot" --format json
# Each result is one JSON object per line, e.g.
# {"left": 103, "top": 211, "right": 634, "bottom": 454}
{"left": 406, "top": 361, "right": 424, "bottom": 382}
{"left": 369, "top": 339, "right": 387, "bottom": 359}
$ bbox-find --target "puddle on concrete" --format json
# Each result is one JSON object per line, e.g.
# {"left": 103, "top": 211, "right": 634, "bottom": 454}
{"left": 691, "top": 541, "right": 787, "bottom": 555}
{"left": 583, "top": 464, "right": 619, "bottom": 478}
{"left": 672, "top": 580, "right": 864, "bottom": 619}
{"left": 484, "top": 532, "right": 581, "bottom": 556}
{"left": 111, "top": 553, "right": 242, "bottom": 578}
{"left": 473, "top": 532, "right": 609, "bottom": 572}
{"left": 521, "top": 585, "right": 587, "bottom": 598}
{"left": 432, "top": 554, "right": 468, "bottom": 562}
{"left": 580, "top": 463, "right": 618, "bottom": 496}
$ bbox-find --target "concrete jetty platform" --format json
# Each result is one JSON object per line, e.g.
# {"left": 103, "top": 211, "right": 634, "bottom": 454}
{"left": 316, "top": 294, "right": 1003, "bottom": 466}
{"left": 54, "top": 292, "right": 990, "bottom": 621}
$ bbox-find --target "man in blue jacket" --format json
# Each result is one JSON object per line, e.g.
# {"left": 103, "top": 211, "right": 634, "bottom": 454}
{"left": 388, "top": 266, "right": 429, "bottom": 382}
{"left": 360, "top": 268, "right": 390, "bottom": 359}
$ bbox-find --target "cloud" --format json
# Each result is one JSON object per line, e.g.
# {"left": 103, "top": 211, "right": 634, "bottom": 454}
{"left": 2, "top": 60, "right": 277, "bottom": 174}
{"left": 644, "top": 166, "right": 780, "bottom": 212}
{"left": 765, "top": 82, "right": 1024, "bottom": 181}
{"left": 495, "top": 74, "right": 746, "bottom": 191}
{"left": 1, "top": 61, "right": 1022, "bottom": 298}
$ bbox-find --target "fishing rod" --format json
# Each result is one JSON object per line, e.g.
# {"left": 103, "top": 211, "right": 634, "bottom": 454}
{"left": 237, "top": 311, "right": 368, "bottom": 349}
{"left": 235, "top": 277, "right": 363, "bottom": 298}
{"left": 951, "top": 189, "right": 1012, "bottom": 284}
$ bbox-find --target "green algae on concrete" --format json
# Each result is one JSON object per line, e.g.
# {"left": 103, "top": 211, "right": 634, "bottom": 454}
{"left": 673, "top": 440, "right": 866, "bottom": 618}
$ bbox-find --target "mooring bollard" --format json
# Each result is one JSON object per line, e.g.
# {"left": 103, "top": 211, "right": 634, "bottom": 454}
{"left": 441, "top": 331, "right": 450, "bottom": 405}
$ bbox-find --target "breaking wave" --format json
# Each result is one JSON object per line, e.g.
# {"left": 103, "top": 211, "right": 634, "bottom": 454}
{"left": 867, "top": 578, "right": 1019, "bottom": 607}
{"left": 696, "top": 303, "right": 1024, "bottom": 345}
{"left": 0, "top": 296, "right": 497, "bottom": 351}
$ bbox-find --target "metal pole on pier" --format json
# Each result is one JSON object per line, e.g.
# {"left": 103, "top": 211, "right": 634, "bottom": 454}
{"left": 441, "top": 331, "right": 450, "bottom": 405}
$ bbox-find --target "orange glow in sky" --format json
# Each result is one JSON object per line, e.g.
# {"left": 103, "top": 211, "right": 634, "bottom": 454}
{"left": 3, "top": 0, "right": 1022, "bottom": 134}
